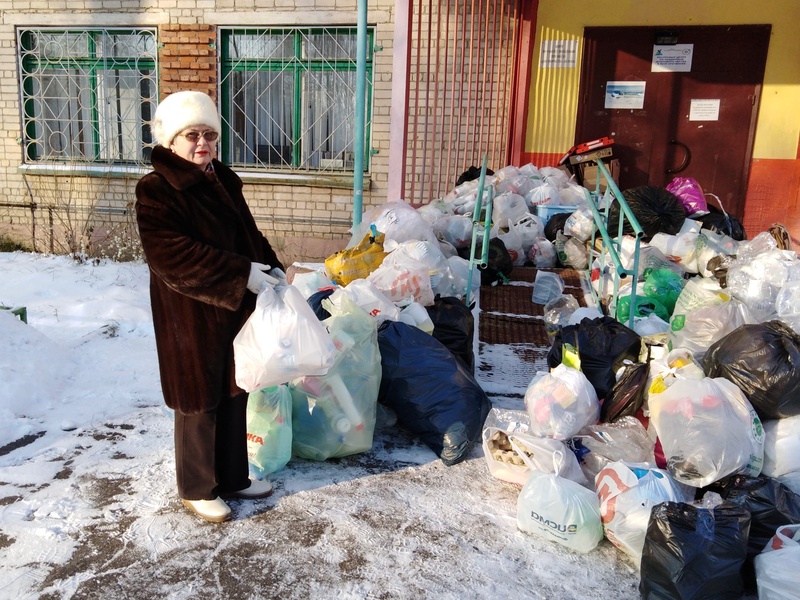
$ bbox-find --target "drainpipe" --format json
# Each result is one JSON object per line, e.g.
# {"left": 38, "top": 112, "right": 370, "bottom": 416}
{"left": 352, "top": 0, "right": 368, "bottom": 227}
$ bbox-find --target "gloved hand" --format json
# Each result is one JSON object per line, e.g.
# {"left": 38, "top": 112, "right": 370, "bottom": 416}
{"left": 247, "top": 262, "right": 280, "bottom": 294}
{"left": 270, "top": 268, "right": 287, "bottom": 281}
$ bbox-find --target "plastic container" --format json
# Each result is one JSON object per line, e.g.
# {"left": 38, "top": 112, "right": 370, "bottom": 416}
{"left": 532, "top": 270, "right": 565, "bottom": 304}
{"left": 535, "top": 204, "right": 578, "bottom": 226}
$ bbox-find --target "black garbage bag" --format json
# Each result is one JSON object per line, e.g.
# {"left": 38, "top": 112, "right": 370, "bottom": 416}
{"left": 707, "top": 474, "right": 800, "bottom": 591}
{"left": 544, "top": 211, "right": 572, "bottom": 241}
{"left": 608, "top": 185, "right": 686, "bottom": 241}
{"left": 306, "top": 288, "right": 335, "bottom": 321}
{"left": 600, "top": 361, "right": 648, "bottom": 423}
{"left": 702, "top": 320, "right": 800, "bottom": 419}
{"left": 639, "top": 500, "right": 751, "bottom": 600}
{"left": 377, "top": 321, "right": 491, "bottom": 466}
{"left": 697, "top": 203, "right": 747, "bottom": 241}
{"left": 547, "top": 316, "right": 642, "bottom": 400}
{"left": 458, "top": 237, "right": 513, "bottom": 286}
{"left": 425, "top": 296, "right": 475, "bottom": 373}
{"left": 456, "top": 165, "right": 494, "bottom": 186}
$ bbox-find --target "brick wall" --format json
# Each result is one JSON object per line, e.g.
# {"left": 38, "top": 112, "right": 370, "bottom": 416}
{"left": 158, "top": 24, "right": 217, "bottom": 98}
{"left": 0, "top": 1, "right": 395, "bottom": 265}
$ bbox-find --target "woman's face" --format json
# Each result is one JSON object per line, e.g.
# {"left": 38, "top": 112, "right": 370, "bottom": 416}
{"left": 170, "top": 127, "right": 219, "bottom": 168}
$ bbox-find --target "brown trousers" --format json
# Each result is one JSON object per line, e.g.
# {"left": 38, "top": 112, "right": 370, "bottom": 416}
{"left": 173, "top": 392, "right": 250, "bottom": 500}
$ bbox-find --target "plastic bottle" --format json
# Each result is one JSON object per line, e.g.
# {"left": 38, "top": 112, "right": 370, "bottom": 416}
{"left": 327, "top": 373, "right": 364, "bottom": 431}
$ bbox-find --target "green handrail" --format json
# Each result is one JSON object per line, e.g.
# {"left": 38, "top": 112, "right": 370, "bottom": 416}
{"left": 465, "top": 155, "right": 494, "bottom": 306}
{"left": 583, "top": 157, "right": 644, "bottom": 330}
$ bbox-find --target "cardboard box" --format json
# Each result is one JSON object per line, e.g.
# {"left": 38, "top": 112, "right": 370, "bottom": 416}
{"left": 580, "top": 159, "right": 620, "bottom": 193}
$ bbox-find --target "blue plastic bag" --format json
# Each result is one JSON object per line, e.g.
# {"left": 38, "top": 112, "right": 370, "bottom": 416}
{"left": 377, "top": 320, "right": 491, "bottom": 465}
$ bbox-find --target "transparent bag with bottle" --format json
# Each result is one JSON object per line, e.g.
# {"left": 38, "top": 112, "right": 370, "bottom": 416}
{"left": 288, "top": 294, "right": 382, "bottom": 461}
{"left": 246, "top": 385, "right": 293, "bottom": 477}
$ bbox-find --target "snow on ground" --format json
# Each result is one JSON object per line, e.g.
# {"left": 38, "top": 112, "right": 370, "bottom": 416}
{"left": 0, "top": 252, "right": 644, "bottom": 599}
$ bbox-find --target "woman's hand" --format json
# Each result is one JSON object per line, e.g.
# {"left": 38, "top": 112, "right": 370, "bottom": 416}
{"left": 247, "top": 263, "right": 280, "bottom": 294}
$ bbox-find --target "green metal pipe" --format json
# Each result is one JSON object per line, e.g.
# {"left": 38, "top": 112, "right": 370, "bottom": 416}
{"left": 465, "top": 154, "right": 489, "bottom": 305}
{"left": 352, "top": 0, "right": 368, "bottom": 227}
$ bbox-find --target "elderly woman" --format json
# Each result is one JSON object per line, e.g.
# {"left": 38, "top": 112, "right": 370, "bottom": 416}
{"left": 135, "top": 91, "right": 284, "bottom": 523}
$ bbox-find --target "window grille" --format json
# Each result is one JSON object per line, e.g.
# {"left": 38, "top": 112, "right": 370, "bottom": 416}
{"left": 17, "top": 28, "right": 158, "bottom": 166}
{"left": 219, "top": 27, "right": 373, "bottom": 172}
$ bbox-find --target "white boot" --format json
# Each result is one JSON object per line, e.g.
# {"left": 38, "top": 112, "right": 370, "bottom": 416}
{"left": 222, "top": 479, "right": 273, "bottom": 499}
{"left": 182, "top": 497, "right": 231, "bottom": 523}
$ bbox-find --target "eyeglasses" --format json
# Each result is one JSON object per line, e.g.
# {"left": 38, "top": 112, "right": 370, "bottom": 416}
{"left": 179, "top": 130, "right": 219, "bottom": 143}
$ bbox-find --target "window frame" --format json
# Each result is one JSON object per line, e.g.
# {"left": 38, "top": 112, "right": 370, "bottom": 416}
{"left": 16, "top": 26, "right": 158, "bottom": 168}
{"left": 218, "top": 26, "right": 374, "bottom": 176}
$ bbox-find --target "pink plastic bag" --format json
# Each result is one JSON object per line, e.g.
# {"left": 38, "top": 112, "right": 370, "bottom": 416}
{"left": 665, "top": 177, "right": 708, "bottom": 216}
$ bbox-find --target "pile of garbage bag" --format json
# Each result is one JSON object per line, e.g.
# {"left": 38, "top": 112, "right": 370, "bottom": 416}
{"left": 238, "top": 160, "right": 800, "bottom": 598}
{"left": 432, "top": 167, "right": 800, "bottom": 597}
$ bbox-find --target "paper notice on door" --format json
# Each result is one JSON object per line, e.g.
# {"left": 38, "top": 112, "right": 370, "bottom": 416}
{"left": 689, "top": 99, "right": 720, "bottom": 121}
{"left": 540, "top": 40, "right": 578, "bottom": 68}
{"left": 605, "top": 81, "right": 646, "bottom": 109}
{"left": 652, "top": 44, "right": 694, "bottom": 72}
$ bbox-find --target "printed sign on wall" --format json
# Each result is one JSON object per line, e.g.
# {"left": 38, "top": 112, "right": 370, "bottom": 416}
{"left": 540, "top": 40, "right": 578, "bottom": 68}
{"left": 605, "top": 81, "right": 646, "bottom": 109}
{"left": 689, "top": 99, "right": 721, "bottom": 121}
{"left": 652, "top": 44, "right": 694, "bottom": 72}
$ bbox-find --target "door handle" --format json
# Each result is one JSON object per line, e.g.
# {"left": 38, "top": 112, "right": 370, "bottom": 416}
{"left": 666, "top": 140, "right": 690, "bottom": 174}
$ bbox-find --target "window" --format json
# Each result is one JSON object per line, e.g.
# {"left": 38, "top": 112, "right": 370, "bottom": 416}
{"left": 219, "top": 27, "right": 373, "bottom": 172}
{"left": 18, "top": 28, "right": 157, "bottom": 166}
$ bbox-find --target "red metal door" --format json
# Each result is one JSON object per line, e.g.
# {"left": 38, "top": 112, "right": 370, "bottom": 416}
{"left": 576, "top": 25, "right": 770, "bottom": 218}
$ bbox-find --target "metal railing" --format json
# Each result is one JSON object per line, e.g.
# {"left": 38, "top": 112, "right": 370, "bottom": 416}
{"left": 465, "top": 156, "right": 494, "bottom": 307}
{"left": 582, "top": 157, "right": 644, "bottom": 330}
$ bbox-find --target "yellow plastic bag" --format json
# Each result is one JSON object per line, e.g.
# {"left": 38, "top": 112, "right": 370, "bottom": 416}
{"left": 325, "top": 231, "right": 387, "bottom": 286}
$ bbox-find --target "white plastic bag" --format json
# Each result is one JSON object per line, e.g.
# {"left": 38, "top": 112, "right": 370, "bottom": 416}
{"left": 492, "top": 191, "right": 529, "bottom": 226}
{"left": 511, "top": 213, "right": 545, "bottom": 257}
{"left": 648, "top": 219, "right": 702, "bottom": 274}
{"left": 525, "top": 182, "right": 562, "bottom": 208}
{"left": 668, "top": 278, "right": 753, "bottom": 359}
{"left": 564, "top": 206, "right": 595, "bottom": 242}
{"left": 385, "top": 239, "right": 449, "bottom": 292}
{"left": 416, "top": 198, "right": 453, "bottom": 225}
{"left": 329, "top": 279, "right": 401, "bottom": 323}
{"left": 524, "top": 364, "right": 600, "bottom": 440}
{"left": 290, "top": 269, "right": 336, "bottom": 299}
{"left": 648, "top": 377, "right": 765, "bottom": 487}
{"left": 351, "top": 200, "right": 438, "bottom": 247}
{"left": 570, "top": 417, "right": 655, "bottom": 482}
{"left": 439, "top": 255, "right": 480, "bottom": 300}
{"left": 695, "top": 228, "right": 739, "bottom": 278}
{"left": 776, "top": 280, "right": 800, "bottom": 330}
{"left": 398, "top": 301, "right": 434, "bottom": 333}
{"left": 491, "top": 221, "right": 526, "bottom": 266}
{"left": 528, "top": 237, "right": 557, "bottom": 268}
{"left": 234, "top": 283, "right": 337, "bottom": 392}
{"left": 517, "top": 469, "right": 604, "bottom": 553}
{"left": 482, "top": 408, "right": 586, "bottom": 487}
{"left": 433, "top": 214, "right": 475, "bottom": 249}
{"left": 762, "top": 415, "right": 800, "bottom": 478}
{"left": 367, "top": 251, "right": 435, "bottom": 306}
{"left": 595, "top": 461, "right": 691, "bottom": 565}
{"left": 755, "top": 524, "right": 800, "bottom": 600}
{"left": 555, "top": 231, "right": 589, "bottom": 270}
{"left": 481, "top": 408, "right": 532, "bottom": 486}
{"left": 645, "top": 348, "right": 705, "bottom": 400}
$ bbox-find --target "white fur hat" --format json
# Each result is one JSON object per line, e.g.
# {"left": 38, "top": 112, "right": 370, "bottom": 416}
{"left": 151, "top": 91, "right": 222, "bottom": 147}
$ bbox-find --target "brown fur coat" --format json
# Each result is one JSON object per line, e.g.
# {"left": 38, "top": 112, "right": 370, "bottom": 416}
{"left": 135, "top": 146, "right": 284, "bottom": 414}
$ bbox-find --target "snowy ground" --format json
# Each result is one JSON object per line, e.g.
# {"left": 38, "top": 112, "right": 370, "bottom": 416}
{"left": 0, "top": 252, "right": 644, "bottom": 599}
